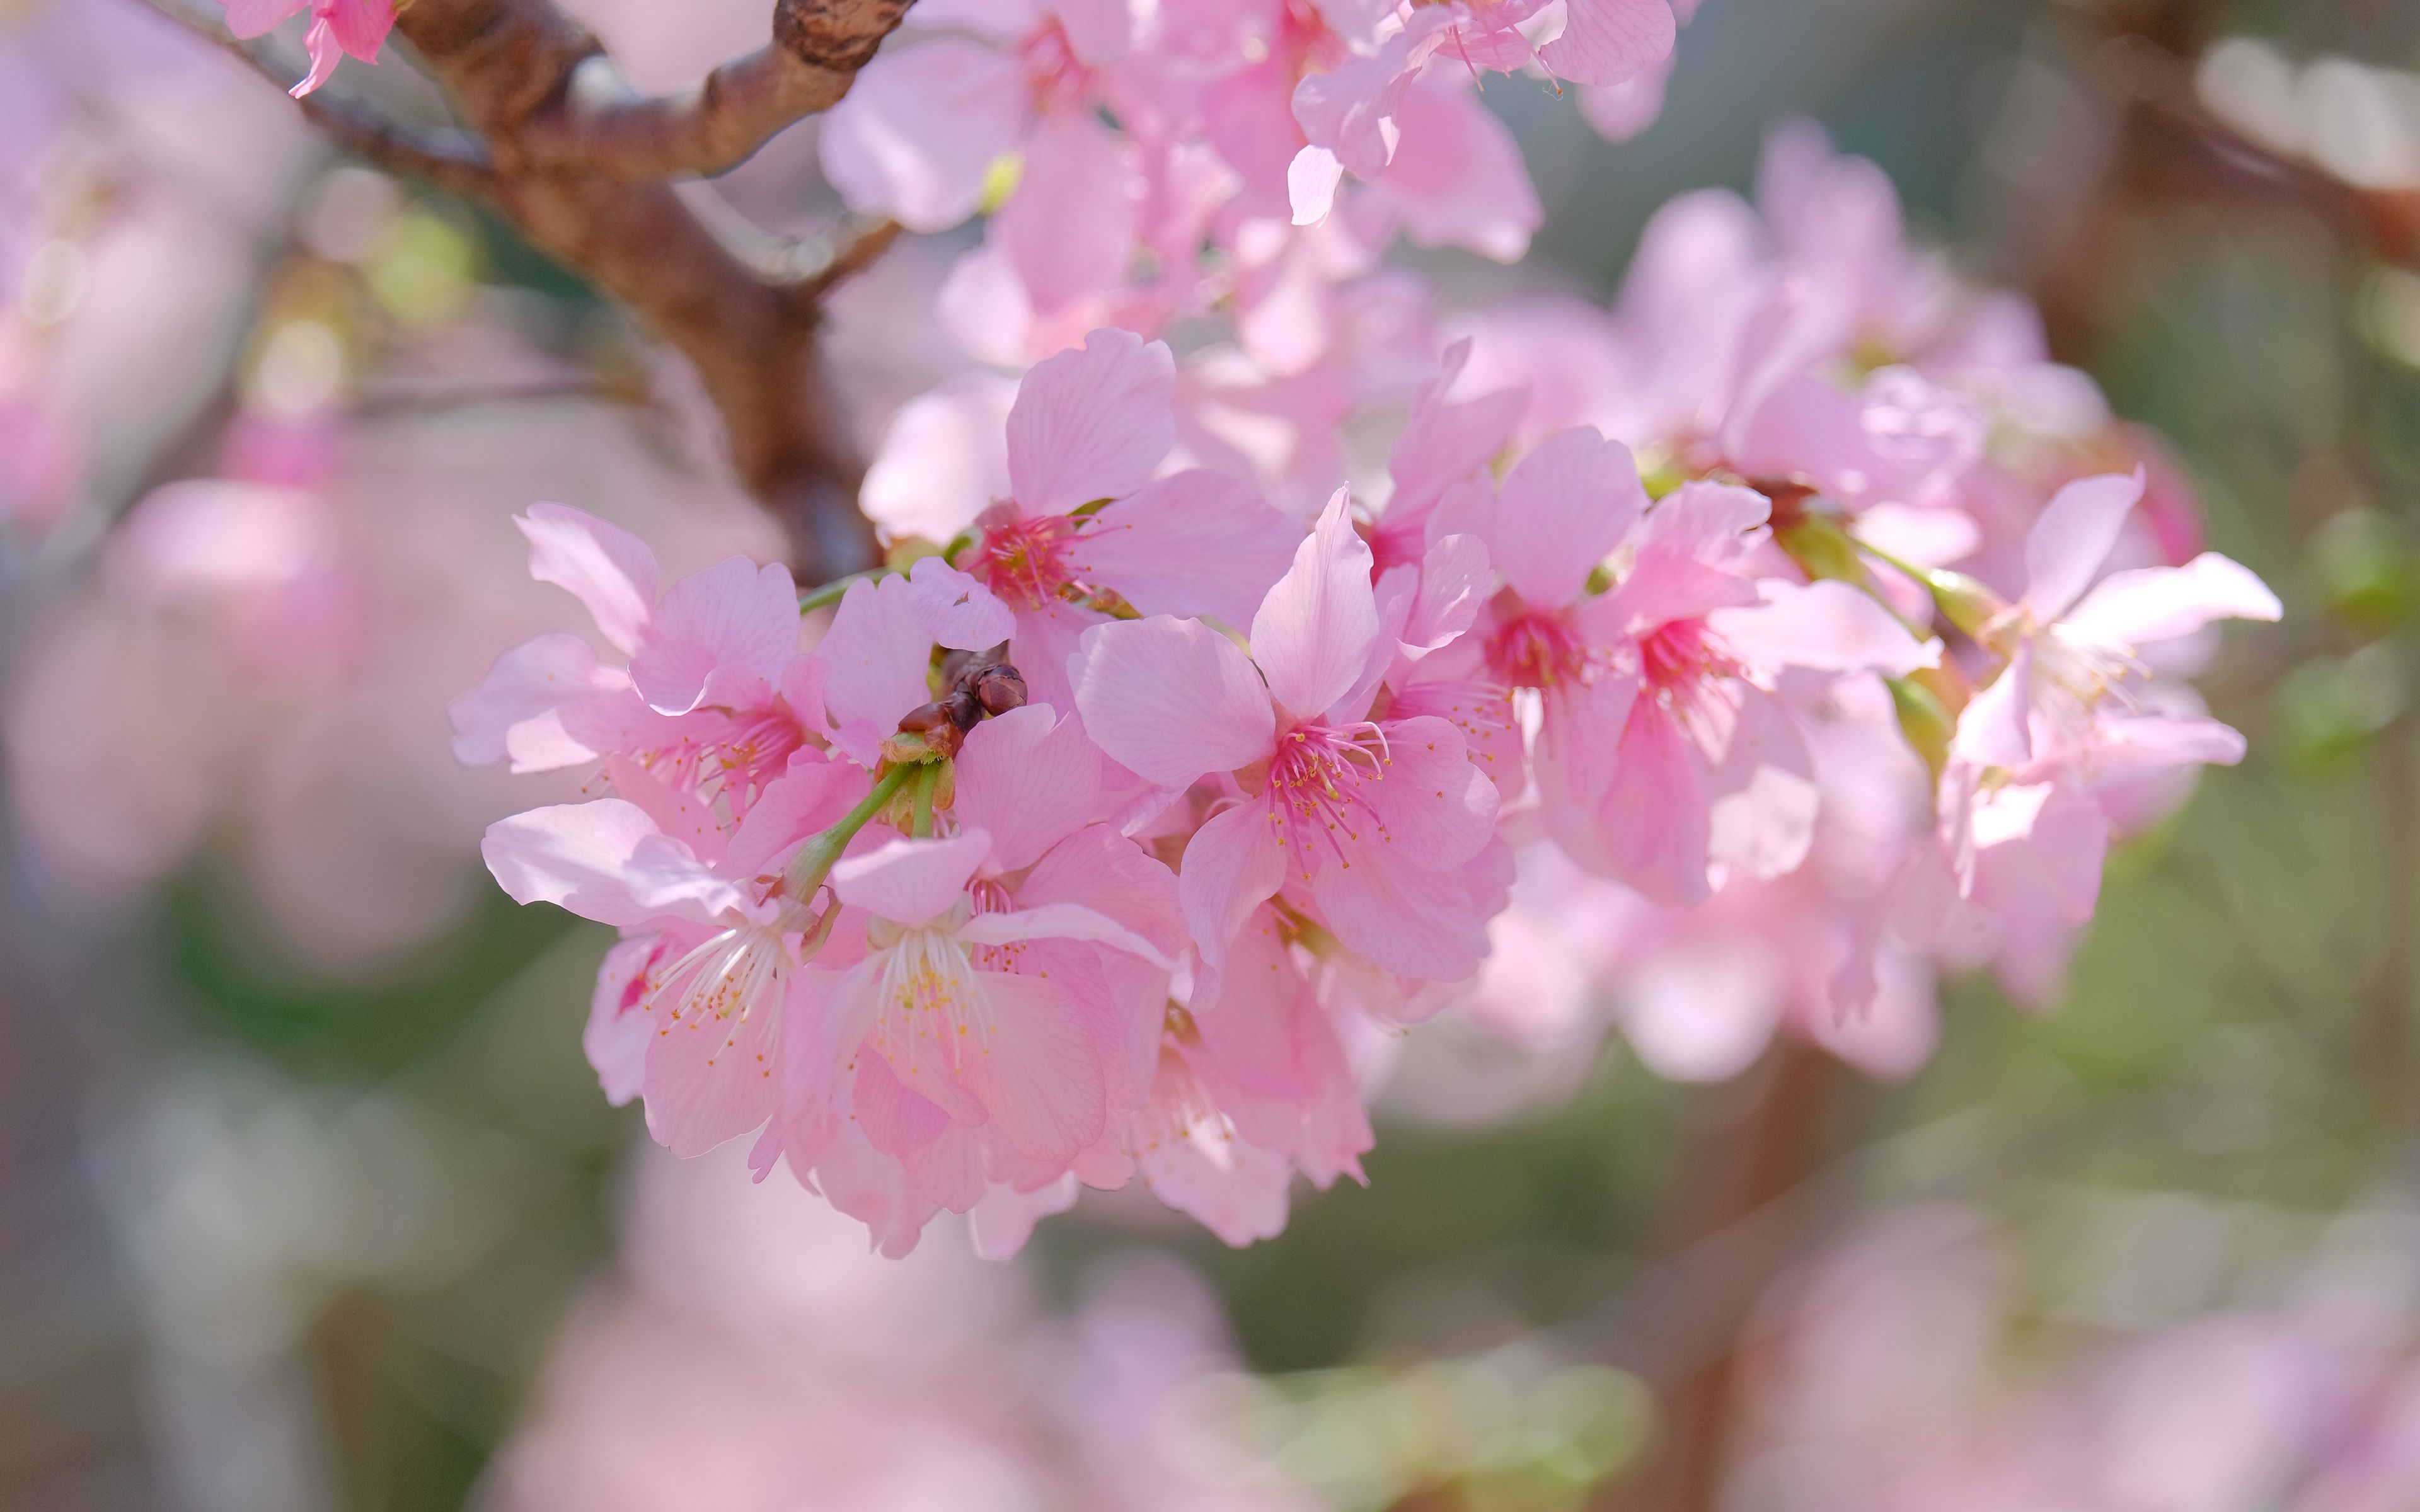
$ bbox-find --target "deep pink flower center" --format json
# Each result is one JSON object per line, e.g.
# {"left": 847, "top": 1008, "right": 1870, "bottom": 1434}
{"left": 1638, "top": 618, "right": 1744, "bottom": 728}
{"left": 1265, "top": 721, "right": 1391, "bottom": 871}
{"left": 970, "top": 507, "right": 1078, "bottom": 611}
{"left": 1486, "top": 610, "right": 1589, "bottom": 690}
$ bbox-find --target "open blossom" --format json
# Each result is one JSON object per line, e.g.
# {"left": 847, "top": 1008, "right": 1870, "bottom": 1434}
{"left": 1074, "top": 490, "right": 1501, "bottom": 982}
{"left": 219, "top": 0, "right": 394, "bottom": 96}
{"left": 873, "top": 329, "right": 1302, "bottom": 712}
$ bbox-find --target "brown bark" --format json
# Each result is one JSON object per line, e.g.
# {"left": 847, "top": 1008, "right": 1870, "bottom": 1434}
{"left": 153, "top": 0, "right": 916, "bottom": 578}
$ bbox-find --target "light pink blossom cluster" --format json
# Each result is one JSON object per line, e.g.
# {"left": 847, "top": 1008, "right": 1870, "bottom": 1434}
{"left": 454, "top": 24, "right": 2278, "bottom": 1252}
{"left": 820, "top": 0, "right": 1698, "bottom": 366}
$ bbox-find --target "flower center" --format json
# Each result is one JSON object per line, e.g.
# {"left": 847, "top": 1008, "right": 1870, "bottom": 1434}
{"left": 1638, "top": 618, "right": 1745, "bottom": 730}
{"left": 1487, "top": 610, "right": 1590, "bottom": 690}
{"left": 643, "top": 923, "right": 790, "bottom": 1067}
{"left": 1264, "top": 721, "right": 1392, "bottom": 873}
{"left": 970, "top": 505, "right": 1078, "bottom": 611}
{"left": 870, "top": 925, "right": 993, "bottom": 1077}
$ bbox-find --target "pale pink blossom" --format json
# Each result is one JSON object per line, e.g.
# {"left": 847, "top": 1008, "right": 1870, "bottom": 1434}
{"left": 1073, "top": 490, "right": 1501, "bottom": 980}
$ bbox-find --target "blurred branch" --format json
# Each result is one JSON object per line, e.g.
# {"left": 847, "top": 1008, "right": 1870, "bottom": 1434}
{"left": 139, "top": 0, "right": 495, "bottom": 193}
{"left": 143, "top": 0, "right": 913, "bottom": 578}
{"left": 518, "top": 0, "right": 914, "bottom": 182}
{"left": 1593, "top": 1046, "right": 1839, "bottom": 1512}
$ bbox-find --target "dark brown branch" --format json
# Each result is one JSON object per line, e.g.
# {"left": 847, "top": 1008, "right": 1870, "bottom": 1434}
{"left": 523, "top": 0, "right": 914, "bottom": 183}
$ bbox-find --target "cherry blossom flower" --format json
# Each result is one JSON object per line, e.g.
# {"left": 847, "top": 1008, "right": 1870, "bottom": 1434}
{"left": 1073, "top": 490, "right": 1501, "bottom": 981}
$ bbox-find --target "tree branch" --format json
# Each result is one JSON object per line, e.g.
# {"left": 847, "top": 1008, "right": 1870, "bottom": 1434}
{"left": 141, "top": 0, "right": 494, "bottom": 193}
{"left": 143, "top": 0, "right": 914, "bottom": 579}
{"left": 522, "top": 0, "right": 914, "bottom": 183}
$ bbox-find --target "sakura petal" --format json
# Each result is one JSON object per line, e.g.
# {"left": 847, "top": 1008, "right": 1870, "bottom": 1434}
{"left": 817, "top": 40, "right": 1032, "bottom": 231}
{"left": 862, "top": 374, "right": 1017, "bottom": 543}
{"left": 906, "top": 556, "right": 1016, "bottom": 651}
{"left": 1178, "top": 801, "right": 1287, "bottom": 966}
{"left": 968, "top": 1172, "right": 1081, "bottom": 1261}
{"left": 1250, "top": 490, "right": 1383, "bottom": 721}
{"left": 517, "top": 501, "right": 659, "bottom": 655}
{"left": 323, "top": 0, "right": 395, "bottom": 60}
{"left": 963, "top": 970, "right": 1107, "bottom": 1164}
{"left": 2024, "top": 467, "right": 2145, "bottom": 622}
{"left": 994, "top": 110, "right": 1136, "bottom": 319}
{"left": 1287, "top": 145, "right": 1345, "bottom": 226}
{"left": 291, "top": 18, "right": 344, "bottom": 96}
{"left": 448, "top": 632, "right": 616, "bottom": 769}
{"left": 1593, "top": 706, "right": 1712, "bottom": 907}
{"left": 1954, "top": 636, "right": 2036, "bottom": 769}
{"left": 853, "top": 1053, "right": 952, "bottom": 1155}
{"left": 481, "top": 799, "right": 662, "bottom": 927}
{"left": 1707, "top": 578, "right": 1940, "bottom": 677}
{"left": 629, "top": 556, "right": 800, "bottom": 716}
{"left": 1071, "top": 616, "right": 1275, "bottom": 789}
{"left": 831, "top": 831, "right": 991, "bottom": 927}
{"left": 222, "top": 0, "right": 304, "bottom": 40}
{"left": 2061, "top": 552, "right": 2281, "bottom": 648}
{"left": 954, "top": 706, "right": 1103, "bottom": 873}
{"left": 1077, "top": 469, "right": 1303, "bottom": 626}
{"left": 957, "top": 902, "right": 1173, "bottom": 971}
{"left": 815, "top": 574, "right": 933, "bottom": 767}
{"left": 1400, "top": 533, "right": 1492, "bottom": 653}
{"left": 1363, "top": 716, "right": 1498, "bottom": 868}
{"left": 1309, "top": 837, "right": 1489, "bottom": 981}
{"left": 1005, "top": 327, "right": 1175, "bottom": 515}
{"left": 1138, "top": 1114, "right": 1293, "bottom": 1247}
{"left": 641, "top": 976, "right": 782, "bottom": 1157}
{"left": 1493, "top": 427, "right": 1645, "bottom": 610}
{"left": 584, "top": 935, "right": 658, "bottom": 1106}
{"left": 725, "top": 757, "right": 865, "bottom": 878}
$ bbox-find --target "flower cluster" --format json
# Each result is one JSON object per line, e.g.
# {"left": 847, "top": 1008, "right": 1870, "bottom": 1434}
{"left": 463, "top": 150, "right": 2275, "bottom": 1252}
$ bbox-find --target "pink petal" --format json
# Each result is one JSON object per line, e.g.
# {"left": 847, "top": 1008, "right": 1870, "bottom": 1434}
{"left": 814, "top": 574, "right": 933, "bottom": 767}
{"left": 817, "top": 40, "right": 1032, "bottom": 231}
{"left": 1618, "top": 944, "right": 1783, "bottom": 1082}
{"left": 1363, "top": 715, "right": 1498, "bottom": 867}
{"left": 831, "top": 832, "right": 989, "bottom": 926}
{"left": 584, "top": 934, "right": 658, "bottom": 1106}
{"left": 1005, "top": 326, "right": 1175, "bottom": 515}
{"left": 1309, "top": 833, "right": 1490, "bottom": 980}
{"left": 862, "top": 374, "right": 1017, "bottom": 543}
{"left": 1076, "top": 469, "right": 1303, "bottom": 626}
{"left": 963, "top": 970, "right": 1107, "bottom": 1163}
{"left": 481, "top": 799, "right": 662, "bottom": 927}
{"left": 2086, "top": 711, "right": 2248, "bottom": 777}
{"left": 1250, "top": 489, "right": 1383, "bottom": 721}
{"left": 2061, "top": 552, "right": 2282, "bottom": 648}
{"left": 994, "top": 108, "right": 1136, "bottom": 319}
{"left": 1373, "top": 72, "right": 1542, "bottom": 263}
{"left": 628, "top": 556, "right": 800, "bottom": 716}
{"left": 2024, "top": 468, "right": 2145, "bottom": 622}
{"left": 906, "top": 556, "right": 1016, "bottom": 651}
{"left": 1493, "top": 427, "right": 1645, "bottom": 610}
{"left": 1008, "top": 598, "right": 1106, "bottom": 721}
{"left": 1707, "top": 578, "right": 1940, "bottom": 677}
{"left": 1953, "top": 635, "right": 2036, "bottom": 769}
{"left": 1399, "top": 533, "right": 1492, "bottom": 654}
{"left": 1579, "top": 49, "right": 1674, "bottom": 142}
{"left": 967, "top": 1171, "right": 1081, "bottom": 1260}
{"left": 448, "top": 632, "right": 617, "bottom": 769}
{"left": 516, "top": 501, "right": 659, "bottom": 656}
{"left": 641, "top": 970, "right": 783, "bottom": 1157}
{"left": 954, "top": 706, "right": 1103, "bottom": 873}
{"left": 1018, "top": 826, "right": 1187, "bottom": 957}
{"left": 1286, "top": 146, "right": 1345, "bottom": 226}
{"left": 853, "top": 1053, "right": 952, "bottom": 1155}
{"left": 291, "top": 18, "right": 343, "bottom": 96}
{"left": 1541, "top": 0, "right": 1677, "bottom": 87}
{"left": 1178, "top": 801, "right": 1288, "bottom": 966}
{"left": 957, "top": 902, "right": 1173, "bottom": 971}
{"left": 1703, "top": 690, "right": 1819, "bottom": 881}
{"left": 724, "top": 756, "right": 865, "bottom": 879}
{"left": 1071, "top": 616, "right": 1275, "bottom": 789}
{"left": 1593, "top": 705, "right": 1712, "bottom": 907}
{"left": 323, "top": 0, "right": 395, "bottom": 60}
{"left": 603, "top": 753, "right": 730, "bottom": 869}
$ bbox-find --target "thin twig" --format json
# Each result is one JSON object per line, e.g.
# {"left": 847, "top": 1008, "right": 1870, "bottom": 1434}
{"left": 139, "top": 0, "right": 494, "bottom": 194}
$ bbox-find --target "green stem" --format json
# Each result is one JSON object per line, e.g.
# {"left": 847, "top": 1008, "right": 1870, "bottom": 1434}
{"left": 909, "top": 762, "right": 937, "bottom": 838}
{"left": 785, "top": 763, "right": 914, "bottom": 896}
{"left": 797, "top": 569, "right": 883, "bottom": 614}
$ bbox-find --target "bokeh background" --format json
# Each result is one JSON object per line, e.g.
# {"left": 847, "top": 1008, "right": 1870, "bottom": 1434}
{"left": 5, "top": 1, "right": 2418, "bottom": 1509}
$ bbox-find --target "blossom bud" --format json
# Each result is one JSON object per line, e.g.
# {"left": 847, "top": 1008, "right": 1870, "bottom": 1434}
{"left": 884, "top": 702, "right": 965, "bottom": 762}
{"left": 971, "top": 665, "right": 1027, "bottom": 716}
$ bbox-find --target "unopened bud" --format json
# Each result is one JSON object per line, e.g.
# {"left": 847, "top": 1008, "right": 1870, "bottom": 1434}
{"left": 884, "top": 702, "right": 964, "bottom": 763}
{"left": 1920, "top": 570, "right": 2010, "bottom": 641}
{"left": 972, "top": 664, "right": 1027, "bottom": 716}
